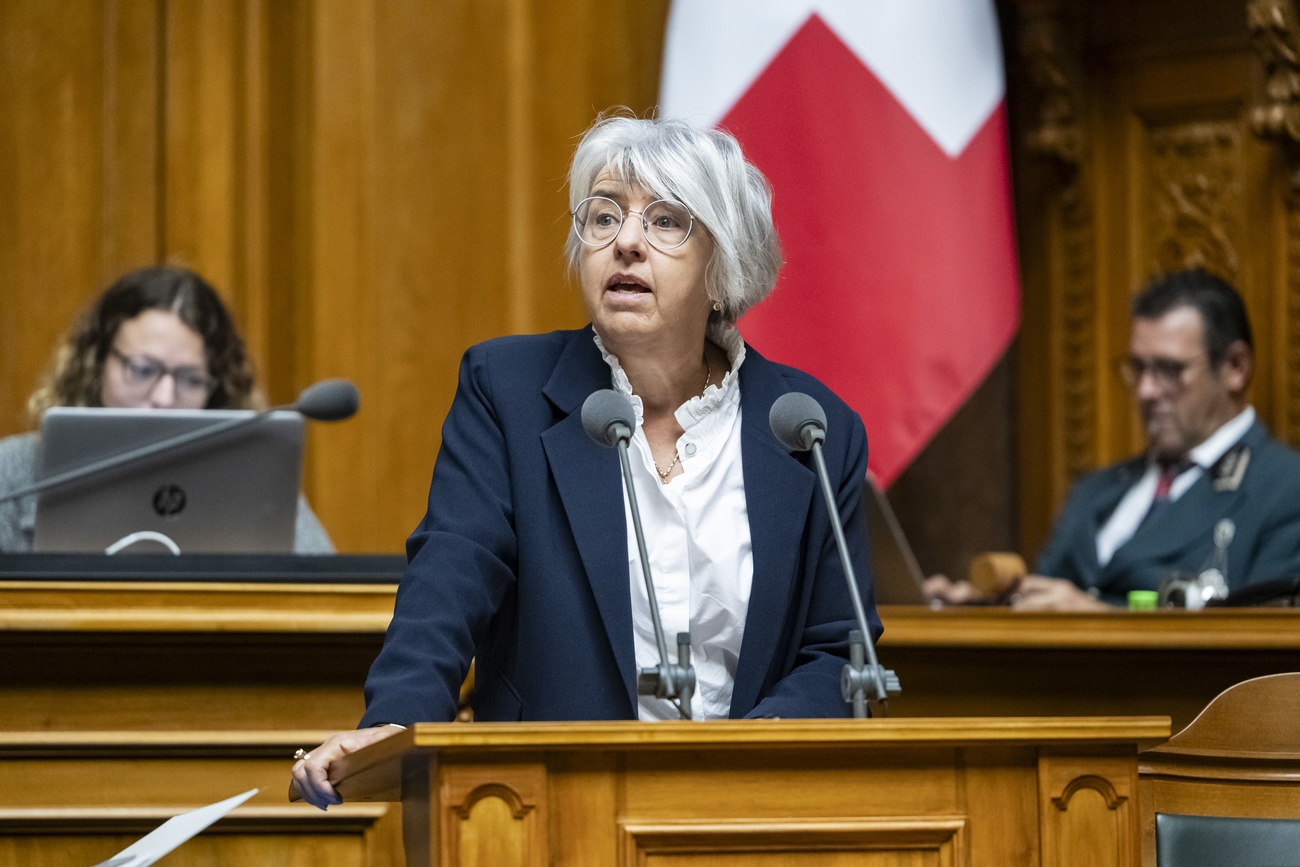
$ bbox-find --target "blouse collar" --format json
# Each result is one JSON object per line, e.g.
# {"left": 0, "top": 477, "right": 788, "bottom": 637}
{"left": 592, "top": 321, "right": 746, "bottom": 427}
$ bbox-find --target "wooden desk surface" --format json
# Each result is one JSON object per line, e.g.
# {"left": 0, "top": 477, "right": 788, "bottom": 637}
{"left": 0, "top": 580, "right": 396, "bottom": 731}
{"left": 876, "top": 605, "right": 1300, "bottom": 732}
{"left": 0, "top": 579, "right": 397, "bottom": 633}
{"left": 3, "top": 582, "right": 1297, "bottom": 733}
{"left": 878, "top": 604, "right": 1300, "bottom": 649}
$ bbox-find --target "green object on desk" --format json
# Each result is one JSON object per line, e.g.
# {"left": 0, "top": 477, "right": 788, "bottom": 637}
{"left": 1128, "top": 590, "right": 1159, "bottom": 611}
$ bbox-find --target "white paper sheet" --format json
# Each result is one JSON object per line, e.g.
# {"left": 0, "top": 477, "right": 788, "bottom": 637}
{"left": 91, "top": 788, "right": 258, "bottom": 867}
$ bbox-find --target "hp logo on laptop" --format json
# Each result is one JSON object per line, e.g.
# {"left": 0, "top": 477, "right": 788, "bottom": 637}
{"left": 152, "top": 484, "right": 187, "bottom": 517}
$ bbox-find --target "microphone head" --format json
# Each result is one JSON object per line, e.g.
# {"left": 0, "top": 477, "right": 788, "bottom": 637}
{"left": 294, "top": 379, "right": 360, "bottom": 422}
{"left": 769, "top": 392, "right": 827, "bottom": 451}
{"left": 581, "top": 389, "right": 635, "bottom": 447}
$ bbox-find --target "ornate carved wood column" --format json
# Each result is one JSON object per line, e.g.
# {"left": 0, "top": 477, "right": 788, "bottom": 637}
{"left": 1014, "top": 0, "right": 1098, "bottom": 553}
{"left": 1250, "top": 0, "right": 1300, "bottom": 444}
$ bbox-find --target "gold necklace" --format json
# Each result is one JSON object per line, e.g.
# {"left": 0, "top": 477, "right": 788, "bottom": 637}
{"left": 653, "top": 351, "right": 712, "bottom": 482}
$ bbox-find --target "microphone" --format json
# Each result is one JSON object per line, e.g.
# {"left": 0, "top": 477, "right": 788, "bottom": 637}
{"left": 581, "top": 388, "right": 696, "bottom": 720}
{"left": 294, "top": 378, "right": 360, "bottom": 422}
{"left": 0, "top": 379, "right": 361, "bottom": 506}
{"left": 769, "top": 392, "right": 900, "bottom": 718}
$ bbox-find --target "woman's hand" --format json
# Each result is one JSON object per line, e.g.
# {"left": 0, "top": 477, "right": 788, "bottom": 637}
{"left": 290, "top": 725, "right": 404, "bottom": 810}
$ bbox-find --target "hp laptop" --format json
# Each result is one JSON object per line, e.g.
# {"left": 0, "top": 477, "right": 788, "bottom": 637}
{"left": 34, "top": 408, "right": 304, "bottom": 554}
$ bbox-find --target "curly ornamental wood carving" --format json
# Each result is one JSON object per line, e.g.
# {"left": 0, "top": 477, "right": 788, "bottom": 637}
{"left": 1148, "top": 122, "right": 1243, "bottom": 281}
{"left": 1250, "top": 0, "right": 1300, "bottom": 190}
{"left": 1250, "top": 0, "right": 1300, "bottom": 441}
{"left": 1020, "top": 0, "right": 1097, "bottom": 482}
{"left": 1022, "top": 11, "right": 1083, "bottom": 165}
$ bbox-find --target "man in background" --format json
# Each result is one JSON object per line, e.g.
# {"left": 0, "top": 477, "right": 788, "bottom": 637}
{"left": 927, "top": 268, "right": 1300, "bottom": 609}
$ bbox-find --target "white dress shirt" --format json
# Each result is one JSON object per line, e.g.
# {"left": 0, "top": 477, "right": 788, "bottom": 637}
{"left": 594, "top": 324, "right": 752, "bottom": 720}
{"left": 1096, "top": 406, "right": 1255, "bottom": 566}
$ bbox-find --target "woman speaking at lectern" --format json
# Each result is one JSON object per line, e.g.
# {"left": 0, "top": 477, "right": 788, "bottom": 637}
{"left": 293, "top": 114, "right": 879, "bottom": 809}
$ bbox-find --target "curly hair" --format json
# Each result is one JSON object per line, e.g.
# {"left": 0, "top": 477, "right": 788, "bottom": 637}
{"left": 27, "top": 266, "right": 263, "bottom": 423}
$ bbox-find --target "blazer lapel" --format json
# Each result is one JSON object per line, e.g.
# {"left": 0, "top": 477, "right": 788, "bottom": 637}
{"left": 729, "top": 348, "right": 817, "bottom": 716}
{"left": 540, "top": 328, "right": 638, "bottom": 712}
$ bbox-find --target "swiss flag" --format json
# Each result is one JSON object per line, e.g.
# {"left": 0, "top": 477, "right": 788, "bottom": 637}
{"left": 661, "top": 1, "right": 1020, "bottom": 487}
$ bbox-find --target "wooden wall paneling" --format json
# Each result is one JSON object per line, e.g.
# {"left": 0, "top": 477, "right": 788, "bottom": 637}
{"left": 1248, "top": 0, "right": 1300, "bottom": 448}
{"left": 524, "top": 0, "right": 673, "bottom": 328}
{"left": 162, "top": 0, "right": 242, "bottom": 299}
{"left": 103, "top": 0, "right": 163, "bottom": 285}
{"left": 300, "top": 0, "right": 675, "bottom": 552}
{"left": 1117, "top": 49, "right": 1269, "bottom": 461}
{"left": 303, "top": 0, "right": 383, "bottom": 552}
{"left": 0, "top": 0, "right": 160, "bottom": 437}
{"left": 1010, "top": 0, "right": 1099, "bottom": 558}
{"left": 161, "top": 0, "right": 291, "bottom": 404}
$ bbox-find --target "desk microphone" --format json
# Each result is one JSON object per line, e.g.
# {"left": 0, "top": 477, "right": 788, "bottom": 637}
{"left": 769, "top": 392, "right": 900, "bottom": 718}
{"left": 581, "top": 389, "right": 696, "bottom": 720}
{"left": 0, "top": 379, "right": 360, "bottom": 505}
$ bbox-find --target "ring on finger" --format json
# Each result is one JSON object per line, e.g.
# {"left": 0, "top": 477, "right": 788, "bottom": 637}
{"left": 293, "top": 748, "right": 312, "bottom": 762}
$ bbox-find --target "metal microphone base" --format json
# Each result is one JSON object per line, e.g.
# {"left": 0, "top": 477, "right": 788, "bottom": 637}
{"left": 840, "top": 629, "right": 901, "bottom": 719}
{"left": 637, "top": 631, "right": 697, "bottom": 720}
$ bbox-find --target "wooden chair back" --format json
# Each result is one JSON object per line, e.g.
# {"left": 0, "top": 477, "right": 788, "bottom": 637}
{"left": 1139, "top": 672, "right": 1300, "bottom": 865}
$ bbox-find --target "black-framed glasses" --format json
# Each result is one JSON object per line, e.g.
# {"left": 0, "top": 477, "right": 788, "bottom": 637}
{"left": 109, "top": 348, "right": 215, "bottom": 399}
{"left": 571, "top": 196, "right": 694, "bottom": 251}
{"left": 1117, "top": 352, "right": 1208, "bottom": 392}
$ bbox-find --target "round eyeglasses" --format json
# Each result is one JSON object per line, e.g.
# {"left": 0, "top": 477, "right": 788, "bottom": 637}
{"left": 571, "top": 196, "right": 694, "bottom": 252}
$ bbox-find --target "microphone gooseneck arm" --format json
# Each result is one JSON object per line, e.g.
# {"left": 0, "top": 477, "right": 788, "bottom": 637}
{"left": 769, "top": 392, "right": 900, "bottom": 718}
{"left": 581, "top": 389, "right": 696, "bottom": 720}
{"left": 0, "top": 379, "right": 361, "bottom": 506}
{"left": 809, "top": 440, "right": 891, "bottom": 714}
{"left": 616, "top": 430, "right": 695, "bottom": 719}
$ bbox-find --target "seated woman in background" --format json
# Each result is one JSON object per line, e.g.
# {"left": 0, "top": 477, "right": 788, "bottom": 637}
{"left": 0, "top": 265, "right": 333, "bottom": 553}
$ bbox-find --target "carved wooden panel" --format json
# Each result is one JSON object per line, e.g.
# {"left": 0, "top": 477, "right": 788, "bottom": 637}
{"left": 440, "top": 763, "right": 547, "bottom": 867}
{"left": 619, "top": 818, "right": 966, "bottom": 866}
{"left": 1146, "top": 122, "right": 1244, "bottom": 282}
{"left": 1038, "top": 754, "right": 1138, "bottom": 867}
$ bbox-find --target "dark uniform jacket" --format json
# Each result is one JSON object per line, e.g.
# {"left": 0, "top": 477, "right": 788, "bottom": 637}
{"left": 1037, "top": 420, "right": 1300, "bottom": 603}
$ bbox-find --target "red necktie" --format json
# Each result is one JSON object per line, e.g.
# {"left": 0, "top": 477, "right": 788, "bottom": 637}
{"left": 1142, "top": 460, "right": 1194, "bottom": 528}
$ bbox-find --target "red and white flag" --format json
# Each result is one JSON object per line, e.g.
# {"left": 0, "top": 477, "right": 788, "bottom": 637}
{"left": 661, "top": 1, "right": 1020, "bottom": 487}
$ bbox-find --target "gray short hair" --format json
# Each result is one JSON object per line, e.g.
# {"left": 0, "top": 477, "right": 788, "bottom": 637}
{"left": 565, "top": 114, "right": 782, "bottom": 323}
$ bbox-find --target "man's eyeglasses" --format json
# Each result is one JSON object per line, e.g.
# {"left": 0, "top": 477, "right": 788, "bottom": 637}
{"left": 109, "top": 348, "right": 215, "bottom": 399}
{"left": 1117, "top": 352, "right": 1208, "bottom": 392}
{"left": 571, "top": 196, "right": 694, "bottom": 252}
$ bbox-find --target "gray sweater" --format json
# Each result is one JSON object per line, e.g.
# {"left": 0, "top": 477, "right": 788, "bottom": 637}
{"left": 0, "top": 432, "right": 334, "bottom": 554}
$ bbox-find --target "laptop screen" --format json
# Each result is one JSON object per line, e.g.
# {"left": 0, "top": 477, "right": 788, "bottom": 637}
{"left": 864, "top": 474, "right": 929, "bottom": 605}
{"left": 34, "top": 408, "right": 304, "bottom": 554}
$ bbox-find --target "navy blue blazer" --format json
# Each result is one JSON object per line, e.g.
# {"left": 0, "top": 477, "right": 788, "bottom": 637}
{"left": 1037, "top": 420, "right": 1300, "bottom": 603}
{"left": 361, "top": 326, "right": 880, "bottom": 724}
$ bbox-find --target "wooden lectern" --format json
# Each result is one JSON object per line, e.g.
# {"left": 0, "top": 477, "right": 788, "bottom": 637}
{"left": 329, "top": 717, "right": 1169, "bottom": 866}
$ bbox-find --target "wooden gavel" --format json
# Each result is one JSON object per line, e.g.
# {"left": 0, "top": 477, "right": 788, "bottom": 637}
{"left": 967, "top": 552, "right": 1028, "bottom": 602}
